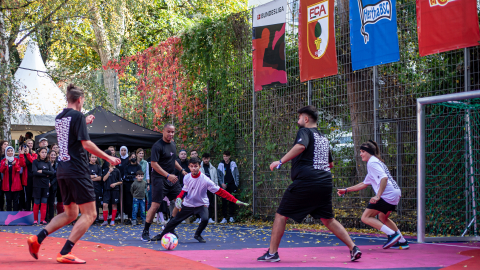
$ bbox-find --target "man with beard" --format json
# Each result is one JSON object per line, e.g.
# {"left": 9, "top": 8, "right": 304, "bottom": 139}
{"left": 257, "top": 106, "right": 362, "bottom": 263}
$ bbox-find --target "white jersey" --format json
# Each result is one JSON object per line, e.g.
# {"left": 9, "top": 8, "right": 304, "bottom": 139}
{"left": 181, "top": 172, "right": 220, "bottom": 208}
{"left": 363, "top": 156, "right": 401, "bottom": 205}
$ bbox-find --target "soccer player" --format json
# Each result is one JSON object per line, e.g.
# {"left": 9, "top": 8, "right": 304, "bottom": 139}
{"left": 27, "top": 84, "right": 120, "bottom": 264}
{"left": 257, "top": 105, "right": 362, "bottom": 262}
{"left": 337, "top": 140, "right": 407, "bottom": 249}
{"left": 150, "top": 157, "right": 249, "bottom": 243}
{"left": 141, "top": 124, "right": 188, "bottom": 241}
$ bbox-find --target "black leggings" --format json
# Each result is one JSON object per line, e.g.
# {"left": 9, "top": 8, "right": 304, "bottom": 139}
{"left": 47, "top": 185, "right": 57, "bottom": 221}
{"left": 160, "top": 206, "right": 209, "bottom": 239}
{"left": 25, "top": 177, "right": 34, "bottom": 211}
{"left": 123, "top": 181, "right": 133, "bottom": 219}
{"left": 5, "top": 191, "right": 20, "bottom": 211}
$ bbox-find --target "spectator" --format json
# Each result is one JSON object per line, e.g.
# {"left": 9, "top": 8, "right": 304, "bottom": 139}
{"left": 118, "top": 146, "right": 129, "bottom": 177}
{"left": 190, "top": 150, "right": 198, "bottom": 159}
{"left": 32, "top": 147, "right": 54, "bottom": 225}
{"left": 136, "top": 148, "right": 150, "bottom": 217}
{"left": 200, "top": 153, "right": 218, "bottom": 224}
{"left": 123, "top": 152, "right": 142, "bottom": 225}
{"left": 0, "top": 140, "right": 9, "bottom": 159}
{"left": 46, "top": 151, "right": 58, "bottom": 222}
{"left": 0, "top": 146, "right": 22, "bottom": 211}
{"left": 89, "top": 153, "right": 103, "bottom": 224}
{"left": 108, "top": 146, "right": 118, "bottom": 157}
{"left": 217, "top": 150, "right": 239, "bottom": 223}
{"left": 38, "top": 138, "right": 48, "bottom": 150}
{"left": 21, "top": 140, "right": 37, "bottom": 211}
{"left": 25, "top": 132, "right": 34, "bottom": 141}
{"left": 51, "top": 143, "right": 59, "bottom": 154}
{"left": 0, "top": 140, "right": 7, "bottom": 210}
{"left": 131, "top": 170, "right": 147, "bottom": 226}
{"left": 102, "top": 162, "right": 122, "bottom": 226}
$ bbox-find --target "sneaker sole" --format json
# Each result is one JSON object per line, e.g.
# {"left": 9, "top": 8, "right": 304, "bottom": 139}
{"left": 383, "top": 235, "right": 401, "bottom": 249}
{"left": 257, "top": 258, "right": 281, "bottom": 262}
{"left": 391, "top": 245, "right": 410, "bottom": 250}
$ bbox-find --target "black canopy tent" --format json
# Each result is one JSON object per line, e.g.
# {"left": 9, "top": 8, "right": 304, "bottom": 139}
{"left": 35, "top": 106, "right": 162, "bottom": 149}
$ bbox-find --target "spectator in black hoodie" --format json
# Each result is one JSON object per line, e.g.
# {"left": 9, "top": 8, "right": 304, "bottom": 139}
{"left": 46, "top": 151, "right": 58, "bottom": 222}
{"left": 123, "top": 152, "right": 142, "bottom": 225}
{"left": 88, "top": 153, "right": 103, "bottom": 223}
{"left": 32, "top": 147, "right": 54, "bottom": 225}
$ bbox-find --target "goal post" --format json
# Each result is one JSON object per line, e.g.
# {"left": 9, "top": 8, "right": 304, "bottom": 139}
{"left": 417, "top": 90, "right": 480, "bottom": 243}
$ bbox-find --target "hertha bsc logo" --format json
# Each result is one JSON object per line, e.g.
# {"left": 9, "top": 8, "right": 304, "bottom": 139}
{"left": 307, "top": 0, "right": 329, "bottom": 59}
{"left": 357, "top": 0, "right": 392, "bottom": 43}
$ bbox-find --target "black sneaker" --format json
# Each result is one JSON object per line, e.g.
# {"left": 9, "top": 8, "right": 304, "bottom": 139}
{"left": 150, "top": 233, "right": 164, "bottom": 242}
{"left": 125, "top": 219, "right": 132, "bottom": 225}
{"left": 383, "top": 232, "right": 401, "bottom": 249}
{"left": 391, "top": 240, "right": 409, "bottom": 250}
{"left": 257, "top": 249, "right": 280, "bottom": 262}
{"left": 141, "top": 231, "right": 151, "bottom": 242}
{"left": 194, "top": 235, "right": 206, "bottom": 243}
{"left": 350, "top": 246, "right": 362, "bottom": 261}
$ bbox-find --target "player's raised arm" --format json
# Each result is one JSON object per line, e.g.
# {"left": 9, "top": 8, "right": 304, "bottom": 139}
{"left": 82, "top": 140, "right": 120, "bottom": 166}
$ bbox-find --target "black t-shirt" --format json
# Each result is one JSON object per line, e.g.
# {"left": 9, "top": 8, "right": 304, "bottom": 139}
{"left": 8, "top": 161, "right": 13, "bottom": 191}
{"left": 150, "top": 139, "right": 177, "bottom": 178}
{"left": 103, "top": 167, "right": 122, "bottom": 190}
{"left": 55, "top": 108, "right": 90, "bottom": 179}
{"left": 290, "top": 128, "right": 333, "bottom": 185}
{"left": 88, "top": 163, "right": 102, "bottom": 186}
{"left": 224, "top": 161, "right": 234, "bottom": 184}
{"left": 203, "top": 164, "right": 211, "bottom": 179}
{"left": 117, "top": 157, "right": 129, "bottom": 177}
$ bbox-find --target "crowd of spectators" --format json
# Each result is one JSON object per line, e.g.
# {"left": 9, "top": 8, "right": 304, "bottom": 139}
{"left": 0, "top": 132, "right": 241, "bottom": 226}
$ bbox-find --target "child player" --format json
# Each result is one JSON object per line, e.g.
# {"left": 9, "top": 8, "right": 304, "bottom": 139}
{"left": 150, "top": 157, "right": 249, "bottom": 243}
{"left": 101, "top": 162, "right": 122, "bottom": 226}
{"left": 131, "top": 170, "right": 147, "bottom": 225}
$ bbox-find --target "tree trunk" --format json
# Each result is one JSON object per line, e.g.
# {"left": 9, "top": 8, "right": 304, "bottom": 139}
{"left": 0, "top": 9, "right": 11, "bottom": 141}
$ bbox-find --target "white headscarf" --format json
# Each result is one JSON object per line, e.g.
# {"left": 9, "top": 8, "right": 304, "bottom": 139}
{"left": 5, "top": 146, "right": 14, "bottom": 162}
{"left": 120, "top": 146, "right": 129, "bottom": 159}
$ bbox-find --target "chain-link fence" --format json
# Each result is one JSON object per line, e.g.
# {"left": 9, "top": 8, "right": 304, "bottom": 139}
{"left": 117, "top": 0, "right": 480, "bottom": 232}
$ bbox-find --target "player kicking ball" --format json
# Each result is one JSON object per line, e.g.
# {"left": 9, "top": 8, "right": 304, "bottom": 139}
{"left": 150, "top": 157, "right": 249, "bottom": 243}
{"left": 337, "top": 140, "right": 408, "bottom": 249}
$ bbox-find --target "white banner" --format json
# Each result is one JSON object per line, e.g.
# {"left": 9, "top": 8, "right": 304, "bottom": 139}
{"left": 252, "top": 0, "right": 287, "bottom": 27}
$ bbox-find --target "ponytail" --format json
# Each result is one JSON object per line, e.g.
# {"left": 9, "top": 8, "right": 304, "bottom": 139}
{"left": 360, "top": 140, "right": 384, "bottom": 162}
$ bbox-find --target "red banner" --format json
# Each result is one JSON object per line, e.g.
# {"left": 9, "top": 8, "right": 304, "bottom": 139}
{"left": 299, "top": 0, "right": 337, "bottom": 82}
{"left": 417, "top": 0, "right": 480, "bottom": 56}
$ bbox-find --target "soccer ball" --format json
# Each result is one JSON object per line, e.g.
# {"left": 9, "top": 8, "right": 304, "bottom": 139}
{"left": 161, "top": 233, "right": 178, "bottom": 250}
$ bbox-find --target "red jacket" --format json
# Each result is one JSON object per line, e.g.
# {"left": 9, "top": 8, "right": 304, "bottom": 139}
{"left": 0, "top": 158, "right": 23, "bottom": 192}
{"left": 20, "top": 153, "right": 36, "bottom": 186}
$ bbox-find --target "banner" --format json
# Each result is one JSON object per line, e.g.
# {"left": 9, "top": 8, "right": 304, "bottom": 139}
{"left": 299, "top": 0, "right": 337, "bottom": 82}
{"left": 252, "top": 0, "right": 287, "bottom": 91}
{"left": 349, "top": 0, "right": 400, "bottom": 70}
{"left": 417, "top": 0, "right": 480, "bottom": 56}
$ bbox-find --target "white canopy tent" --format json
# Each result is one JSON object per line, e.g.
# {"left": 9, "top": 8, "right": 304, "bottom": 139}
{"left": 11, "top": 42, "right": 66, "bottom": 139}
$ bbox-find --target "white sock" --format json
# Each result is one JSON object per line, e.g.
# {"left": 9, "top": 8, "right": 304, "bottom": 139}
{"left": 380, "top": 225, "right": 395, "bottom": 235}
{"left": 397, "top": 230, "right": 406, "bottom": 243}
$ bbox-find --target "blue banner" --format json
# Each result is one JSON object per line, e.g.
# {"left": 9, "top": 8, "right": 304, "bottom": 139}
{"left": 349, "top": 0, "right": 400, "bottom": 70}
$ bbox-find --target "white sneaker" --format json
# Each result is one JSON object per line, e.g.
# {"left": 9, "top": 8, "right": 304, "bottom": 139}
{"left": 208, "top": 218, "right": 215, "bottom": 224}
{"left": 229, "top": 217, "right": 235, "bottom": 223}
{"left": 110, "top": 220, "right": 115, "bottom": 226}
{"left": 220, "top": 218, "right": 227, "bottom": 224}
{"left": 195, "top": 218, "right": 201, "bottom": 224}
{"left": 101, "top": 221, "right": 108, "bottom": 226}
{"left": 181, "top": 220, "right": 186, "bottom": 224}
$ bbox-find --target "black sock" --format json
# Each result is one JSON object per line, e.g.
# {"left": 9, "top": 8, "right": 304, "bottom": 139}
{"left": 37, "top": 229, "right": 49, "bottom": 244}
{"left": 60, "top": 240, "right": 75, "bottom": 255}
{"left": 144, "top": 222, "right": 151, "bottom": 233}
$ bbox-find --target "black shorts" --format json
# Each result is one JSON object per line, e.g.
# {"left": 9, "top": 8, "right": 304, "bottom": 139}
{"left": 57, "top": 177, "right": 96, "bottom": 206}
{"left": 33, "top": 187, "right": 49, "bottom": 199}
{"left": 103, "top": 190, "right": 120, "bottom": 204}
{"left": 367, "top": 198, "right": 397, "bottom": 214}
{"left": 277, "top": 180, "right": 334, "bottom": 223}
{"left": 163, "top": 180, "right": 182, "bottom": 201}
{"left": 151, "top": 175, "right": 182, "bottom": 203}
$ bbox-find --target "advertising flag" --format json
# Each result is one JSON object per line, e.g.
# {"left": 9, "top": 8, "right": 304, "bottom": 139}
{"left": 349, "top": 0, "right": 400, "bottom": 70}
{"left": 252, "top": 0, "right": 288, "bottom": 91}
{"left": 417, "top": 0, "right": 480, "bottom": 56}
{"left": 299, "top": 0, "right": 338, "bottom": 82}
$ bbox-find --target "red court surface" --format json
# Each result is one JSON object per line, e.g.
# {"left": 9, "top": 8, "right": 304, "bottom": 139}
{"left": 0, "top": 232, "right": 216, "bottom": 269}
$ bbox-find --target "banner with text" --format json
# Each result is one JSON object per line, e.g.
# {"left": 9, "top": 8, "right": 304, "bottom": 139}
{"left": 252, "top": 0, "right": 287, "bottom": 91}
{"left": 417, "top": 0, "right": 480, "bottom": 56}
{"left": 349, "top": 0, "right": 400, "bottom": 70}
{"left": 299, "top": 0, "right": 338, "bottom": 82}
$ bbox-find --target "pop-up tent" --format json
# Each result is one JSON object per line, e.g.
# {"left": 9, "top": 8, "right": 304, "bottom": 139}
{"left": 35, "top": 106, "right": 162, "bottom": 149}
{"left": 11, "top": 42, "right": 66, "bottom": 139}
